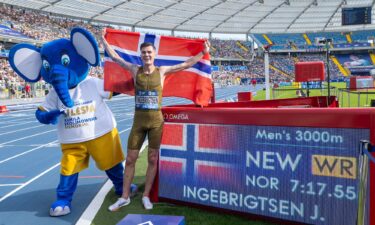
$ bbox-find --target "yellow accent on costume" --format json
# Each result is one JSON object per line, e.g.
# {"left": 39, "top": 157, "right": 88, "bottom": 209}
{"left": 60, "top": 128, "right": 124, "bottom": 175}
{"left": 38, "top": 106, "right": 46, "bottom": 111}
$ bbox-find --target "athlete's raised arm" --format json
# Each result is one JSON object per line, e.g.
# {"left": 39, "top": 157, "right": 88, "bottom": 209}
{"left": 159, "top": 40, "right": 210, "bottom": 76}
{"left": 101, "top": 29, "right": 138, "bottom": 76}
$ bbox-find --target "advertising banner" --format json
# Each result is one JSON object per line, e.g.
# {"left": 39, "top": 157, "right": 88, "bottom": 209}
{"left": 159, "top": 124, "right": 368, "bottom": 224}
{"left": 0, "top": 25, "right": 30, "bottom": 39}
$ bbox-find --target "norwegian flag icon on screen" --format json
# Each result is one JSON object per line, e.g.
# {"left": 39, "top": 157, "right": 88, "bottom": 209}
{"left": 159, "top": 123, "right": 240, "bottom": 185}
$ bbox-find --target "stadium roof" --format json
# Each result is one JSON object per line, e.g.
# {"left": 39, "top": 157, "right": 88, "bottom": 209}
{"left": 1, "top": 0, "right": 375, "bottom": 34}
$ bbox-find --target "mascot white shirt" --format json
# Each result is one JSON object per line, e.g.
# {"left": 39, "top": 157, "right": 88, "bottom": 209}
{"left": 41, "top": 77, "right": 116, "bottom": 143}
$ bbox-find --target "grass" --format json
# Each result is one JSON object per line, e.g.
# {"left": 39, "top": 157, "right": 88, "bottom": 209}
{"left": 92, "top": 149, "right": 275, "bottom": 225}
{"left": 254, "top": 82, "right": 375, "bottom": 107}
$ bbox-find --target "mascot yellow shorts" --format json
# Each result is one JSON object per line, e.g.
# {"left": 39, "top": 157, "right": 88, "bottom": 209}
{"left": 60, "top": 128, "right": 124, "bottom": 176}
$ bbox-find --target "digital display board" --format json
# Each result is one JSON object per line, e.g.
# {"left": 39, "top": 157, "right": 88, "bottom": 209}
{"left": 159, "top": 123, "right": 370, "bottom": 225}
{"left": 342, "top": 7, "right": 371, "bottom": 25}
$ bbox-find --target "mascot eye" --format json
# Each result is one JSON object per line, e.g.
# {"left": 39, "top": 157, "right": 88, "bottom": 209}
{"left": 42, "top": 60, "right": 50, "bottom": 71}
{"left": 61, "top": 54, "right": 70, "bottom": 66}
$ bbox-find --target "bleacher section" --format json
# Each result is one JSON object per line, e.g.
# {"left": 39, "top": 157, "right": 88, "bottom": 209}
{"left": 268, "top": 33, "right": 306, "bottom": 46}
{"left": 351, "top": 30, "right": 375, "bottom": 43}
{"left": 0, "top": 3, "right": 371, "bottom": 100}
{"left": 252, "top": 29, "right": 375, "bottom": 50}
{"left": 210, "top": 39, "right": 251, "bottom": 60}
{"left": 268, "top": 53, "right": 344, "bottom": 79}
{"left": 335, "top": 53, "right": 374, "bottom": 75}
{"left": 307, "top": 31, "right": 347, "bottom": 44}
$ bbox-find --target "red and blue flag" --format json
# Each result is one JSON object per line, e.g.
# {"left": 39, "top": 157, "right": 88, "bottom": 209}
{"left": 159, "top": 123, "right": 240, "bottom": 185}
{"left": 103, "top": 28, "right": 212, "bottom": 106}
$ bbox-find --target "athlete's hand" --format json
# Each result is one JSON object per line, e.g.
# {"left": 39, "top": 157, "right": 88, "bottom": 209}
{"left": 101, "top": 29, "right": 106, "bottom": 40}
{"left": 203, "top": 40, "right": 211, "bottom": 55}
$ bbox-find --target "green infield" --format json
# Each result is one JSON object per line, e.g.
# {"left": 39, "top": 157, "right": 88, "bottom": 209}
{"left": 92, "top": 149, "right": 275, "bottom": 225}
{"left": 254, "top": 82, "right": 375, "bottom": 107}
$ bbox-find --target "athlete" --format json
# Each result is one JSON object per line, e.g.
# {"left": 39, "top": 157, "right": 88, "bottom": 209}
{"left": 101, "top": 29, "right": 210, "bottom": 210}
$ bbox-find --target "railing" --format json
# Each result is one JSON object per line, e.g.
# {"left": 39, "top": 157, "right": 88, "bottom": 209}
{"left": 272, "top": 86, "right": 338, "bottom": 100}
{"left": 338, "top": 88, "right": 375, "bottom": 107}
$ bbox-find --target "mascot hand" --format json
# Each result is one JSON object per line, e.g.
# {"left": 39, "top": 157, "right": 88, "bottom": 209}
{"left": 36, "top": 109, "right": 64, "bottom": 125}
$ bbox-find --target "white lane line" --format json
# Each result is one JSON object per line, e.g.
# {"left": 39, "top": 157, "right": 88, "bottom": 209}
{"left": 107, "top": 96, "right": 133, "bottom": 102}
{"left": 0, "top": 183, "right": 24, "bottom": 187}
{"left": 116, "top": 117, "right": 133, "bottom": 124}
{"left": 75, "top": 179, "right": 113, "bottom": 225}
{"left": 5, "top": 108, "right": 36, "bottom": 113}
{"left": 76, "top": 134, "right": 147, "bottom": 225}
{"left": 0, "top": 120, "right": 36, "bottom": 128}
{"left": 0, "top": 124, "right": 134, "bottom": 207}
{"left": 0, "top": 119, "right": 134, "bottom": 206}
{"left": 119, "top": 127, "right": 131, "bottom": 134}
{"left": 0, "top": 129, "right": 56, "bottom": 145}
{"left": 0, "top": 143, "right": 58, "bottom": 148}
{"left": 0, "top": 144, "right": 57, "bottom": 147}
{"left": 0, "top": 162, "right": 60, "bottom": 202}
{"left": 0, "top": 124, "right": 45, "bottom": 136}
{"left": 0, "top": 140, "right": 58, "bottom": 164}
{"left": 0, "top": 116, "right": 29, "bottom": 124}
{"left": 1, "top": 118, "right": 131, "bottom": 145}
{"left": 0, "top": 118, "right": 132, "bottom": 163}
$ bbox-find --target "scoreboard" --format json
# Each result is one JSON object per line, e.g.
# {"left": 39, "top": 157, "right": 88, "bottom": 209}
{"left": 157, "top": 103, "right": 375, "bottom": 225}
{"left": 342, "top": 6, "right": 371, "bottom": 25}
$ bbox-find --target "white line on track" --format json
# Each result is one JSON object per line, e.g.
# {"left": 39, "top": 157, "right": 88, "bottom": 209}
{"left": 0, "top": 124, "right": 45, "bottom": 136}
{"left": 0, "top": 119, "right": 132, "bottom": 164}
{"left": 0, "top": 129, "right": 56, "bottom": 145}
{"left": 75, "top": 179, "right": 113, "bottom": 225}
{"left": 119, "top": 127, "right": 131, "bottom": 134}
{"left": 0, "top": 140, "right": 58, "bottom": 164}
{"left": 0, "top": 120, "right": 37, "bottom": 128}
{"left": 0, "top": 124, "right": 134, "bottom": 205}
{"left": 0, "top": 117, "right": 34, "bottom": 124}
{"left": 76, "top": 139, "right": 148, "bottom": 225}
{"left": 5, "top": 108, "right": 36, "bottom": 113}
{"left": 107, "top": 96, "right": 133, "bottom": 102}
{"left": 0, "top": 162, "right": 60, "bottom": 202}
{"left": 0, "top": 96, "right": 190, "bottom": 218}
{"left": 0, "top": 183, "right": 23, "bottom": 187}
{"left": 116, "top": 117, "right": 133, "bottom": 123}
{"left": 0, "top": 144, "right": 58, "bottom": 148}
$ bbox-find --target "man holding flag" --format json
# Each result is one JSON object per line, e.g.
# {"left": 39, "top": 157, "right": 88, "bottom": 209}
{"left": 101, "top": 29, "right": 210, "bottom": 211}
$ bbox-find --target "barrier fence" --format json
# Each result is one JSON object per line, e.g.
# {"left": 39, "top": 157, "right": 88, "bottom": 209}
{"left": 0, "top": 83, "right": 49, "bottom": 100}
{"left": 338, "top": 88, "right": 375, "bottom": 107}
{"left": 272, "top": 86, "right": 338, "bottom": 100}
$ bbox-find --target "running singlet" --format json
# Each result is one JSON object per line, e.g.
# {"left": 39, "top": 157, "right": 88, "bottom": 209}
{"left": 134, "top": 67, "right": 162, "bottom": 111}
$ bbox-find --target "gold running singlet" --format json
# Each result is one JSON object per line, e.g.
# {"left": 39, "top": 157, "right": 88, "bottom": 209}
{"left": 127, "top": 67, "right": 164, "bottom": 150}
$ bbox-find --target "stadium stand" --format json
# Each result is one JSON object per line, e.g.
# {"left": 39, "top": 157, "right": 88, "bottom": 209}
{"left": 0, "top": 2, "right": 374, "bottom": 100}
{"left": 3, "top": 1, "right": 375, "bottom": 225}
{"left": 252, "top": 29, "right": 375, "bottom": 50}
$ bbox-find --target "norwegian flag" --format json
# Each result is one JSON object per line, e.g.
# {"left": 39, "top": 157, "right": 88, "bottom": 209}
{"left": 103, "top": 28, "right": 213, "bottom": 106}
{"left": 159, "top": 123, "right": 240, "bottom": 185}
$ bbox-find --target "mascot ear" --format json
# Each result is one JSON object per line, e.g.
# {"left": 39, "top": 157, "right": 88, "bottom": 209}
{"left": 9, "top": 44, "right": 42, "bottom": 82}
{"left": 71, "top": 27, "right": 100, "bottom": 66}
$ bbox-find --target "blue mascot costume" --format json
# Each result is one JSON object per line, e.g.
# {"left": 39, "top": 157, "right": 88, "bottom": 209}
{"left": 9, "top": 27, "right": 136, "bottom": 216}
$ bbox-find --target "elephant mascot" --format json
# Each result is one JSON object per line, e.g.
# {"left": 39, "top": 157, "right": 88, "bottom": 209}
{"left": 9, "top": 27, "right": 135, "bottom": 216}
